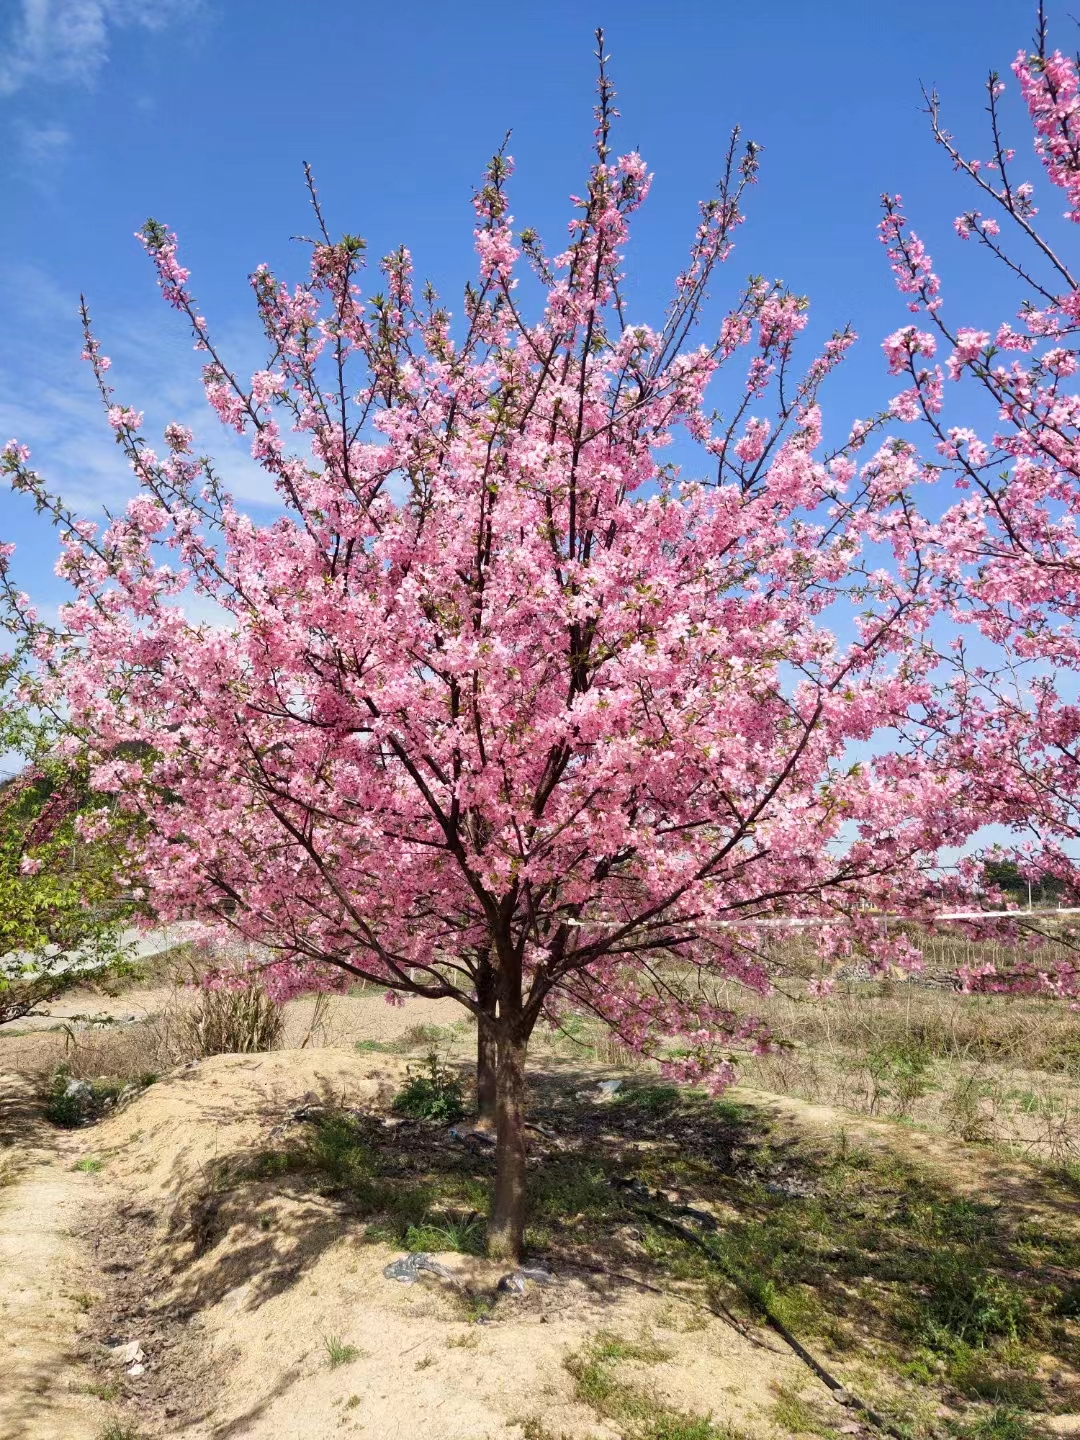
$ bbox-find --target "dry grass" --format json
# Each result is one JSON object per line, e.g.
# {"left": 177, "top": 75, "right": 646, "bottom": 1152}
{"left": 695, "top": 978, "right": 1080, "bottom": 1164}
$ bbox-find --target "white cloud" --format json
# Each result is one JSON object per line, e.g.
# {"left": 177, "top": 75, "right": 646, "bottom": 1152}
{"left": 0, "top": 0, "right": 198, "bottom": 98}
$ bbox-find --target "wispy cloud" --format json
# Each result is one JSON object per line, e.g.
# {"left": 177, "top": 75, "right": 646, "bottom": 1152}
{"left": 0, "top": 0, "right": 198, "bottom": 99}
{"left": 14, "top": 119, "right": 70, "bottom": 163}
{"left": 0, "top": 261, "right": 279, "bottom": 517}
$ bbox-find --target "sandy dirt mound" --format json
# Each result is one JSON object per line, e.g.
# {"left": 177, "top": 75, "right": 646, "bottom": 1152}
{"left": 75, "top": 1051, "right": 807, "bottom": 1439}
{"left": 92, "top": 1049, "right": 410, "bottom": 1201}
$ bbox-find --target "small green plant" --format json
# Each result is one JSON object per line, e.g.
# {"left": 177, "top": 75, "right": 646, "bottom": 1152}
{"left": 518, "top": 1419, "right": 574, "bottom": 1440}
{"left": 399, "top": 1022, "right": 448, "bottom": 1049}
{"left": 415, "top": 1353, "right": 435, "bottom": 1370}
{"left": 345, "top": 1394, "right": 362, "bottom": 1410}
{"left": 323, "top": 1334, "right": 361, "bottom": 1368}
{"left": 948, "top": 1408, "right": 1038, "bottom": 1440}
{"left": 917, "top": 1257, "right": 1029, "bottom": 1349}
{"left": 405, "top": 1210, "right": 484, "bottom": 1254}
{"left": 97, "top": 1422, "right": 140, "bottom": 1440}
{"left": 769, "top": 1385, "right": 831, "bottom": 1436}
{"left": 616, "top": 1082, "right": 682, "bottom": 1117}
{"left": 867, "top": 1037, "right": 934, "bottom": 1114}
{"left": 391, "top": 1051, "right": 465, "bottom": 1123}
{"left": 83, "top": 1380, "right": 122, "bottom": 1401}
{"left": 446, "top": 1329, "right": 480, "bottom": 1349}
{"left": 73, "top": 1156, "right": 104, "bottom": 1173}
{"left": 72, "top": 1290, "right": 95, "bottom": 1312}
{"left": 565, "top": 1332, "right": 726, "bottom": 1440}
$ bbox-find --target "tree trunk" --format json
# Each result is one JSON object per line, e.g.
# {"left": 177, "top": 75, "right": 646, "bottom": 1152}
{"left": 476, "top": 1012, "right": 498, "bottom": 1129}
{"left": 486, "top": 1036, "right": 528, "bottom": 1262}
{"left": 475, "top": 963, "right": 498, "bottom": 1128}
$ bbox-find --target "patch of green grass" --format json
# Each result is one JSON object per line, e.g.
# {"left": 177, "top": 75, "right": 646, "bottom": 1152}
{"left": 948, "top": 1408, "right": 1039, "bottom": 1440}
{"left": 391, "top": 1052, "right": 465, "bottom": 1123}
{"left": 456, "top": 1291, "right": 495, "bottom": 1324}
{"left": 768, "top": 1385, "right": 835, "bottom": 1436}
{"left": 531, "top": 1160, "right": 614, "bottom": 1225}
{"left": 323, "top": 1334, "right": 361, "bottom": 1368}
{"left": 354, "top": 1038, "right": 396, "bottom": 1053}
{"left": 404, "top": 1210, "right": 484, "bottom": 1254}
{"left": 564, "top": 1332, "right": 733, "bottom": 1440}
{"left": 83, "top": 1380, "right": 122, "bottom": 1401}
{"left": 615, "top": 1082, "right": 684, "bottom": 1117}
{"left": 915, "top": 1257, "right": 1029, "bottom": 1350}
{"left": 73, "top": 1156, "right": 104, "bottom": 1174}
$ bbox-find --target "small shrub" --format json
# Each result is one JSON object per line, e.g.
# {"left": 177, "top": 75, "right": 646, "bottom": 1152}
{"left": 176, "top": 980, "right": 284, "bottom": 1057}
{"left": 391, "top": 1051, "right": 465, "bottom": 1123}
{"left": 44, "top": 1067, "right": 124, "bottom": 1128}
{"left": 323, "top": 1334, "right": 360, "bottom": 1368}
{"left": 73, "top": 1156, "right": 104, "bottom": 1174}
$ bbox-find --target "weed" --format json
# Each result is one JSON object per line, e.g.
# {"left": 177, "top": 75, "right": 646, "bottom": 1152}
{"left": 399, "top": 1023, "right": 449, "bottom": 1049}
{"left": 446, "top": 1330, "right": 480, "bottom": 1349}
{"left": 457, "top": 1291, "right": 495, "bottom": 1324}
{"left": 405, "top": 1210, "right": 484, "bottom": 1254}
{"left": 391, "top": 1051, "right": 465, "bottom": 1123}
{"left": 565, "top": 1332, "right": 727, "bottom": 1440}
{"left": 616, "top": 1082, "right": 683, "bottom": 1117}
{"left": 518, "top": 1420, "right": 573, "bottom": 1440}
{"left": 415, "top": 1353, "right": 435, "bottom": 1370}
{"left": 948, "top": 1408, "right": 1038, "bottom": 1440}
{"left": 83, "top": 1380, "right": 121, "bottom": 1401}
{"left": 354, "top": 1038, "right": 396, "bottom": 1053}
{"left": 916, "top": 1257, "right": 1029, "bottom": 1349}
{"left": 769, "top": 1385, "right": 832, "bottom": 1436}
{"left": 73, "top": 1156, "right": 104, "bottom": 1174}
{"left": 345, "top": 1394, "right": 362, "bottom": 1410}
{"left": 97, "top": 1423, "right": 139, "bottom": 1440}
{"left": 323, "top": 1335, "right": 361, "bottom": 1368}
{"left": 867, "top": 1037, "right": 935, "bottom": 1115}
{"left": 72, "top": 1290, "right": 94, "bottom": 1312}
{"left": 305, "top": 1113, "right": 374, "bottom": 1184}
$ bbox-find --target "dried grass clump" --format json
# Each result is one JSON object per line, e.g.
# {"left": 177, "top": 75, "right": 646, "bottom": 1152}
{"left": 173, "top": 981, "right": 285, "bottom": 1058}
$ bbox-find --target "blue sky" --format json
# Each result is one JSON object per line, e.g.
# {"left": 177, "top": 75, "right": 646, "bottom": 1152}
{"left": 0, "top": 0, "right": 1054, "bottom": 609}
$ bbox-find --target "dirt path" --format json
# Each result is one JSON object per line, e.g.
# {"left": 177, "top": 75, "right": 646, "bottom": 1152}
{"left": 0, "top": 1074, "right": 107, "bottom": 1440}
